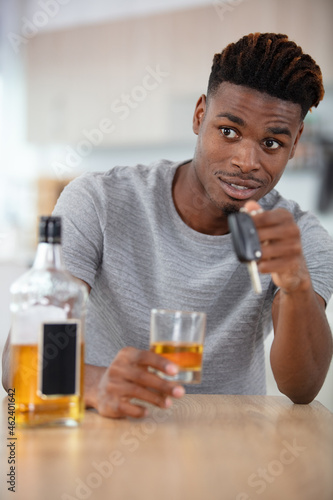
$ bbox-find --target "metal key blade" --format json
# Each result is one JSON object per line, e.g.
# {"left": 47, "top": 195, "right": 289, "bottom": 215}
{"left": 247, "top": 261, "right": 262, "bottom": 294}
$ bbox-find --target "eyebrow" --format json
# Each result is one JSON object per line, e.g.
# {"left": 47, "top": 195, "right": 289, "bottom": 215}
{"left": 215, "top": 112, "right": 245, "bottom": 127}
{"left": 216, "top": 113, "right": 292, "bottom": 138}
{"left": 266, "top": 126, "right": 292, "bottom": 138}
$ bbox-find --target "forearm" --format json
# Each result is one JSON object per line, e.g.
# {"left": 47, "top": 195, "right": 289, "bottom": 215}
{"left": 271, "top": 287, "right": 333, "bottom": 404}
{"left": 84, "top": 363, "right": 107, "bottom": 409}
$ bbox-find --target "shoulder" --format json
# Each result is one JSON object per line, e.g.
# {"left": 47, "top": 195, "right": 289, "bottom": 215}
{"left": 63, "top": 159, "right": 180, "bottom": 194}
{"left": 55, "top": 159, "right": 184, "bottom": 227}
{"left": 260, "top": 189, "right": 327, "bottom": 229}
{"left": 260, "top": 189, "right": 306, "bottom": 220}
{"left": 261, "top": 189, "right": 333, "bottom": 244}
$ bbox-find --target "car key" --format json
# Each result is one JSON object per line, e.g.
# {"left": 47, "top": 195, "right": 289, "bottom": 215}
{"left": 228, "top": 211, "right": 262, "bottom": 294}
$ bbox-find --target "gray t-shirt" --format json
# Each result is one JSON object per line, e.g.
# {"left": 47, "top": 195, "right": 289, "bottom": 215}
{"left": 53, "top": 159, "right": 333, "bottom": 395}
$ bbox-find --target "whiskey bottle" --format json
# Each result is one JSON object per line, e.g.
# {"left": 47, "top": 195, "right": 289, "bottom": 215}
{"left": 10, "top": 216, "right": 88, "bottom": 427}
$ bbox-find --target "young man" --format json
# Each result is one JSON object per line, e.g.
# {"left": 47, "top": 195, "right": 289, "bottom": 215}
{"left": 3, "top": 33, "right": 333, "bottom": 418}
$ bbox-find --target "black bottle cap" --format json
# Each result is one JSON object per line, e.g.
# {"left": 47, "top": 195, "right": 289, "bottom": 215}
{"left": 39, "top": 216, "right": 62, "bottom": 243}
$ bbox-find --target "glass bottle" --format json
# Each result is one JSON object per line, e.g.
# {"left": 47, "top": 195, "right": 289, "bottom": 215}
{"left": 10, "top": 216, "right": 88, "bottom": 427}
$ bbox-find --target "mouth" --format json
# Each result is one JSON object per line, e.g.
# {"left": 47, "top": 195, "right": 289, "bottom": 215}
{"left": 217, "top": 177, "right": 262, "bottom": 201}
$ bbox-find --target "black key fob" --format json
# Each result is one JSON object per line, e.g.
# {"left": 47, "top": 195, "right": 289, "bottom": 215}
{"left": 228, "top": 212, "right": 262, "bottom": 263}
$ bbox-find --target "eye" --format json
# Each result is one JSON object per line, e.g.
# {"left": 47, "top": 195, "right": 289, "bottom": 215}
{"left": 220, "top": 127, "right": 238, "bottom": 139}
{"left": 264, "top": 139, "right": 280, "bottom": 150}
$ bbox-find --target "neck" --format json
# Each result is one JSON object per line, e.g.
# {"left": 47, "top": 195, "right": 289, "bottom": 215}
{"left": 172, "top": 162, "right": 230, "bottom": 235}
{"left": 33, "top": 243, "right": 65, "bottom": 270}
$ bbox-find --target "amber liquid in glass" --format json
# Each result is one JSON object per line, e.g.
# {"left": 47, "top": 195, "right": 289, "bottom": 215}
{"left": 150, "top": 342, "right": 203, "bottom": 383}
{"left": 11, "top": 343, "right": 85, "bottom": 427}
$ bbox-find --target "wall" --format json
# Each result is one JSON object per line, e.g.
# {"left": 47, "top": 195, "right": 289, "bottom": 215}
{"left": 25, "top": 0, "right": 333, "bottom": 147}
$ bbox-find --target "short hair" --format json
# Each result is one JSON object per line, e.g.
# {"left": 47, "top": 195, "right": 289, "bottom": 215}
{"left": 207, "top": 33, "right": 324, "bottom": 120}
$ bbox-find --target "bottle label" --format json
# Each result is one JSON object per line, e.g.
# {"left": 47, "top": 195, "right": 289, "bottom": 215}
{"left": 38, "top": 321, "right": 81, "bottom": 397}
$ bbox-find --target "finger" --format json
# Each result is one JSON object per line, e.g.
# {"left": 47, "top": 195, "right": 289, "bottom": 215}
{"left": 257, "top": 224, "right": 300, "bottom": 245}
{"left": 117, "top": 400, "right": 149, "bottom": 419}
{"left": 109, "top": 362, "right": 185, "bottom": 398}
{"left": 124, "top": 381, "right": 174, "bottom": 409}
{"left": 258, "top": 254, "right": 301, "bottom": 274}
{"left": 98, "top": 396, "right": 149, "bottom": 419}
{"left": 251, "top": 209, "right": 295, "bottom": 231}
{"left": 119, "top": 347, "right": 179, "bottom": 375}
{"left": 101, "top": 379, "right": 174, "bottom": 417}
{"left": 259, "top": 240, "right": 303, "bottom": 262}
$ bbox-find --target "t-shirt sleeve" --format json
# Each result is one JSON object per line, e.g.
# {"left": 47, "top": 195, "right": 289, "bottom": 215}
{"left": 298, "top": 212, "right": 333, "bottom": 305}
{"left": 52, "top": 173, "right": 104, "bottom": 288}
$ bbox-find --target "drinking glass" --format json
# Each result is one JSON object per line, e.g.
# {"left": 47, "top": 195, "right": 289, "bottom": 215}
{"left": 150, "top": 308, "right": 206, "bottom": 383}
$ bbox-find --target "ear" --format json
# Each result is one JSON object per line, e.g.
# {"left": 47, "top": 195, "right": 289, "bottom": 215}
{"left": 289, "top": 122, "right": 304, "bottom": 159}
{"left": 193, "top": 94, "right": 207, "bottom": 135}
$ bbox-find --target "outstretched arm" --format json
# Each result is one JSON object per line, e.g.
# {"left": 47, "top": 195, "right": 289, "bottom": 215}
{"left": 245, "top": 200, "right": 332, "bottom": 404}
{"left": 271, "top": 286, "right": 331, "bottom": 403}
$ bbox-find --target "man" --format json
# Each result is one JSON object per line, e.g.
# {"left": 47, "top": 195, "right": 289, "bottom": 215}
{"left": 3, "top": 33, "right": 333, "bottom": 418}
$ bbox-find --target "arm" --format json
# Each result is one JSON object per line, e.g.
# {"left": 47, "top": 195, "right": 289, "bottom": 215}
{"left": 2, "top": 331, "right": 184, "bottom": 416}
{"left": 271, "top": 287, "right": 331, "bottom": 403}
{"left": 79, "top": 280, "right": 184, "bottom": 418}
{"left": 73, "top": 281, "right": 185, "bottom": 417}
{"left": 54, "top": 177, "right": 183, "bottom": 419}
{"left": 245, "top": 201, "right": 333, "bottom": 404}
{"left": 2, "top": 278, "right": 185, "bottom": 416}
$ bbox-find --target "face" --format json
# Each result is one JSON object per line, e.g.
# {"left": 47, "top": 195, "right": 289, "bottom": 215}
{"left": 191, "top": 82, "right": 304, "bottom": 216}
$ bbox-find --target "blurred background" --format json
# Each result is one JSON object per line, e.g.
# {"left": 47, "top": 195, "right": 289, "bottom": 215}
{"left": 1, "top": 0, "right": 333, "bottom": 407}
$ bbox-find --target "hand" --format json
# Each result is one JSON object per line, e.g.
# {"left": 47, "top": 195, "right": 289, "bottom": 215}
{"left": 87, "top": 347, "right": 185, "bottom": 419}
{"left": 243, "top": 200, "right": 311, "bottom": 293}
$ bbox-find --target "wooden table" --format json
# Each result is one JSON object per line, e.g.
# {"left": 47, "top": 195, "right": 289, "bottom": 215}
{"left": 1, "top": 395, "right": 332, "bottom": 500}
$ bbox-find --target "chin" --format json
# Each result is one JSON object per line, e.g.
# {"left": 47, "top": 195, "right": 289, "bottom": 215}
{"left": 222, "top": 205, "right": 241, "bottom": 217}
{"left": 216, "top": 202, "right": 242, "bottom": 217}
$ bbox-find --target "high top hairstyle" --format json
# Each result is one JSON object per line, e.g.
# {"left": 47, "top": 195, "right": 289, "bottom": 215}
{"left": 207, "top": 33, "right": 324, "bottom": 120}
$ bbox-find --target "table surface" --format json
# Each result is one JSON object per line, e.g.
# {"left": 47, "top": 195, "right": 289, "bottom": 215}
{"left": 1, "top": 394, "right": 332, "bottom": 500}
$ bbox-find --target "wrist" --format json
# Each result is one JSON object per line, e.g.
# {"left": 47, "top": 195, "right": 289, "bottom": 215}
{"left": 279, "top": 275, "right": 312, "bottom": 295}
{"left": 272, "top": 260, "right": 312, "bottom": 295}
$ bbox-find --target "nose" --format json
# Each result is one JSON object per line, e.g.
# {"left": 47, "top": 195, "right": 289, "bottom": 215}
{"left": 231, "top": 139, "right": 261, "bottom": 173}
